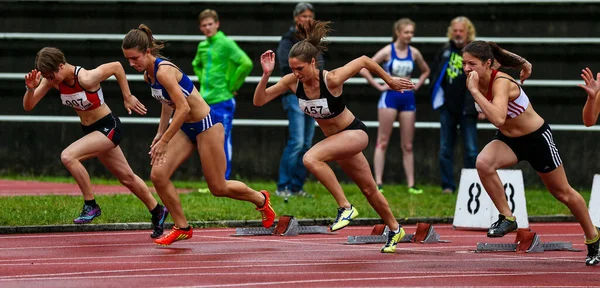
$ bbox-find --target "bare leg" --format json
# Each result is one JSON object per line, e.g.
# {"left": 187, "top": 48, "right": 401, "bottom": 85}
{"left": 196, "top": 124, "right": 264, "bottom": 206}
{"left": 150, "top": 131, "right": 195, "bottom": 228}
{"left": 97, "top": 146, "right": 157, "bottom": 210}
{"left": 374, "top": 108, "right": 397, "bottom": 186}
{"left": 539, "top": 165, "right": 598, "bottom": 240}
{"left": 61, "top": 132, "right": 117, "bottom": 201}
{"left": 303, "top": 129, "right": 369, "bottom": 209}
{"left": 399, "top": 111, "right": 416, "bottom": 187}
{"left": 475, "top": 140, "right": 519, "bottom": 217}
{"left": 338, "top": 153, "right": 399, "bottom": 231}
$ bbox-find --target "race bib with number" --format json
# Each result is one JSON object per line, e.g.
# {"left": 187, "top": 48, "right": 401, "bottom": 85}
{"left": 151, "top": 88, "right": 175, "bottom": 107}
{"left": 298, "top": 98, "right": 333, "bottom": 119}
{"left": 60, "top": 91, "right": 93, "bottom": 110}
{"left": 390, "top": 60, "right": 413, "bottom": 78}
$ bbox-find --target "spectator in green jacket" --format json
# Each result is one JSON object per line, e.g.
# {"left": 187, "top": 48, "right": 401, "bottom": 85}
{"left": 192, "top": 9, "right": 253, "bottom": 180}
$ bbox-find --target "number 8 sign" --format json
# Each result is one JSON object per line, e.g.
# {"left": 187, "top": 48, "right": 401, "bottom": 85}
{"left": 453, "top": 169, "right": 529, "bottom": 230}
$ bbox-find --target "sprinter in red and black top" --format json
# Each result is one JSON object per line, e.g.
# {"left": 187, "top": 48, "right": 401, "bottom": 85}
{"left": 463, "top": 41, "right": 600, "bottom": 266}
{"left": 23, "top": 47, "right": 168, "bottom": 238}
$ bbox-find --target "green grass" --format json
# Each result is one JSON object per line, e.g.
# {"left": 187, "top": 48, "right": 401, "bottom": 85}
{"left": 0, "top": 176, "right": 587, "bottom": 226}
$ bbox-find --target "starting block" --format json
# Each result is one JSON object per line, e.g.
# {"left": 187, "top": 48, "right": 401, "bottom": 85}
{"left": 476, "top": 228, "right": 581, "bottom": 253}
{"left": 232, "top": 215, "right": 333, "bottom": 236}
{"left": 346, "top": 223, "right": 451, "bottom": 245}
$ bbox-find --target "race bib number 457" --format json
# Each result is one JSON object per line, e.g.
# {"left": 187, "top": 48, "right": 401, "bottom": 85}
{"left": 298, "top": 98, "right": 333, "bottom": 119}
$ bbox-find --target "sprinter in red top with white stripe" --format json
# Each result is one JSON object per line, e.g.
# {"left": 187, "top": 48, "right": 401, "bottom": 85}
{"left": 463, "top": 41, "right": 599, "bottom": 266}
{"left": 23, "top": 47, "right": 169, "bottom": 238}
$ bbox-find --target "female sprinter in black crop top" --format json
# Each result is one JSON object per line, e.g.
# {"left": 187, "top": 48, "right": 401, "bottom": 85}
{"left": 254, "top": 21, "right": 415, "bottom": 253}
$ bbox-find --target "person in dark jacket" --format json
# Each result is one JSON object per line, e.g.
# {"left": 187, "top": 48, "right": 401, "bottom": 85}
{"left": 429, "top": 16, "right": 480, "bottom": 194}
{"left": 274, "top": 2, "right": 324, "bottom": 197}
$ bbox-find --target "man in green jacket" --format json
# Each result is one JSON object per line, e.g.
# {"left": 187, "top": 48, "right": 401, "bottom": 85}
{"left": 192, "top": 9, "right": 253, "bottom": 179}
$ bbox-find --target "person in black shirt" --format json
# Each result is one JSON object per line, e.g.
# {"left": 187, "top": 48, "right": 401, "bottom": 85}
{"left": 429, "top": 16, "right": 479, "bottom": 194}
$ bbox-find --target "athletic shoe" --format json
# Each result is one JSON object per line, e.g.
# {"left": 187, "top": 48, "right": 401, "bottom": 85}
{"left": 381, "top": 227, "right": 406, "bottom": 253}
{"left": 290, "top": 189, "right": 312, "bottom": 198}
{"left": 150, "top": 205, "right": 169, "bottom": 239}
{"left": 408, "top": 186, "right": 423, "bottom": 194}
{"left": 586, "top": 228, "right": 600, "bottom": 266}
{"left": 256, "top": 190, "right": 276, "bottom": 228}
{"left": 275, "top": 188, "right": 290, "bottom": 197}
{"left": 154, "top": 226, "right": 193, "bottom": 246}
{"left": 73, "top": 204, "right": 102, "bottom": 224}
{"left": 487, "top": 214, "right": 518, "bottom": 237}
{"left": 330, "top": 205, "right": 359, "bottom": 232}
{"left": 377, "top": 184, "right": 384, "bottom": 193}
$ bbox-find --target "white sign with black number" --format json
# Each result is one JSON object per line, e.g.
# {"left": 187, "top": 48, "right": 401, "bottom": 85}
{"left": 588, "top": 174, "right": 600, "bottom": 228}
{"left": 453, "top": 169, "right": 529, "bottom": 230}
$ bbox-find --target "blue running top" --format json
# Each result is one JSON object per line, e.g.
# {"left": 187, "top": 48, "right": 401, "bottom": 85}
{"left": 146, "top": 58, "right": 195, "bottom": 108}
{"left": 384, "top": 44, "right": 413, "bottom": 78}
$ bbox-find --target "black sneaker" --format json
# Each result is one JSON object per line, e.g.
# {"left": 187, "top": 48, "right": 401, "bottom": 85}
{"left": 586, "top": 230, "right": 600, "bottom": 266}
{"left": 487, "top": 214, "right": 518, "bottom": 238}
{"left": 150, "top": 205, "right": 169, "bottom": 239}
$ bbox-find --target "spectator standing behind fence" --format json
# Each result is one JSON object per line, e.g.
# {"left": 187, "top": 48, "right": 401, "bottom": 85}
{"left": 23, "top": 47, "right": 168, "bottom": 238}
{"left": 429, "top": 16, "right": 479, "bottom": 194}
{"left": 359, "top": 18, "right": 430, "bottom": 194}
{"left": 275, "top": 2, "right": 323, "bottom": 198}
{"left": 192, "top": 9, "right": 253, "bottom": 180}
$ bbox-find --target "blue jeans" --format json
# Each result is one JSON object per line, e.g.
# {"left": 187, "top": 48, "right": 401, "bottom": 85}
{"left": 278, "top": 94, "right": 315, "bottom": 192}
{"left": 209, "top": 98, "right": 235, "bottom": 180}
{"left": 439, "top": 105, "right": 478, "bottom": 192}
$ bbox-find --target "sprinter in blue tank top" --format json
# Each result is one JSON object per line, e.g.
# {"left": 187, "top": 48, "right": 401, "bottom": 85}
{"left": 360, "top": 18, "right": 430, "bottom": 195}
{"left": 254, "top": 20, "right": 415, "bottom": 253}
{"left": 122, "top": 24, "right": 276, "bottom": 246}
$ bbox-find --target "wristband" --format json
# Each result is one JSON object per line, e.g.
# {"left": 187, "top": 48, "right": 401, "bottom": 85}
{"left": 25, "top": 86, "right": 35, "bottom": 92}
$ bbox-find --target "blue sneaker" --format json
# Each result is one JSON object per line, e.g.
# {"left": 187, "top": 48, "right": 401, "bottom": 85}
{"left": 330, "top": 205, "right": 359, "bottom": 231}
{"left": 73, "top": 204, "right": 101, "bottom": 224}
{"left": 151, "top": 205, "right": 169, "bottom": 239}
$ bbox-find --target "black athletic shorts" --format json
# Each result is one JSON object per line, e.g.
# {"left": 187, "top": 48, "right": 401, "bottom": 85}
{"left": 81, "top": 113, "right": 122, "bottom": 146}
{"left": 493, "top": 122, "right": 562, "bottom": 173}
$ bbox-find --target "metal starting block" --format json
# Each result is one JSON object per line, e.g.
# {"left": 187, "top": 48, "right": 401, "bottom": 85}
{"left": 346, "top": 222, "right": 451, "bottom": 245}
{"left": 475, "top": 228, "right": 581, "bottom": 253}
{"left": 232, "top": 215, "right": 333, "bottom": 236}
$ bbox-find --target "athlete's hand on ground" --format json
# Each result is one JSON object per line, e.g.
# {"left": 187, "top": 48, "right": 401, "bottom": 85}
{"left": 260, "top": 50, "right": 275, "bottom": 74}
{"left": 124, "top": 94, "right": 147, "bottom": 115}
{"left": 578, "top": 67, "right": 600, "bottom": 99}
{"left": 25, "top": 69, "right": 41, "bottom": 91}
{"left": 520, "top": 61, "right": 532, "bottom": 84}
{"left": 149, "top": 139, "right": 167, "bottom": 167}
{"left": 387, "top": 77, "right": 415, "bottom": 92}
{"left": 467, "top": 71, "right": 480, "bottom": 93}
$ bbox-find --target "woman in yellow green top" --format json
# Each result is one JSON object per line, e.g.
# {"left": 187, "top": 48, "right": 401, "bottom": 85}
{"left": 192, "top": 9, "right": 253, "bottom": 180}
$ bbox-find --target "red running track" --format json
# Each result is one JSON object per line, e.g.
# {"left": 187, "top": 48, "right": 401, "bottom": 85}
{"left": 0, "top": 223, "right": 597, "bottom": 287}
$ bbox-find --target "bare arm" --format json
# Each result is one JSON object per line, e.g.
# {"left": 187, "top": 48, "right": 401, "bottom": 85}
{"left": 467, "top": 71, "right": 508, "bottom": 127}
{"left": 155, "top": 66, "right": 190, "bottom": 144}
{"left": 495, "top": 48, "right": 532, "bottom": 84}
{"left": 411, "top": 47, "right": 431, "bottom": 91}
{"left": 23, "top": 70, "right": 54, "bottom": 111}
{"left": 253, "top": 50, "right": 296, "bottom": 106}
{"left": 79, "top": 62, "right": 146, "bottom": 114}
{"left": 327, "top": 55, "right": 415, "bottom": 92}
{"left": 579, "top": 67, "right": 600, "bottom": 126}
{"left": 359, "top": 46, "right": 390, "bottom": 91}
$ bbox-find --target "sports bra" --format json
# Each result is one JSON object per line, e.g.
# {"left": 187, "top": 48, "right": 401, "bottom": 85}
{"left": 146, "top": 58, "right": 195, "bottom": 108}
{"left": 475, "top": 69, "right": 530, "bottom": 119}
{"left": 58, "top": 66, "right": 104, "bottom": 111}
{"left": 296, "top": 70, "right": 346, "bottom": 119}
